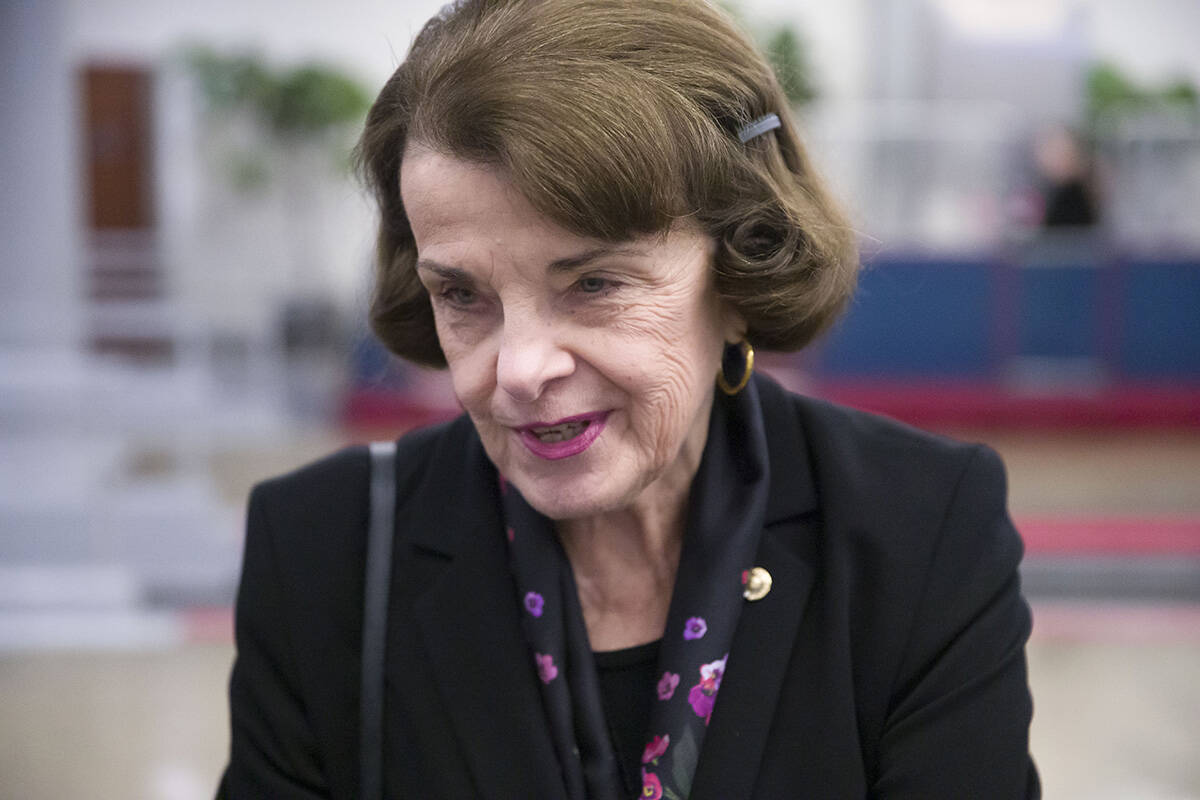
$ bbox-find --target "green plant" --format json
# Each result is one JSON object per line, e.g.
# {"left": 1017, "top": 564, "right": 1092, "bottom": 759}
{"left": 1086, "top": 62, "right": 1147, "bottom": 120}
{"left": 1086, "top": 61, "right": 1199, "bottom": 126}
{"left": 717, "top": 2, "right": 819, "bottom": 107}
{"left": 182, "top": 45, "right": 371, "bottom": 190}
{"left": 766, "top": 26, "right": 818, "bottom": 106}
{"left": 1162, "top": 78, "right": 1199, "bottom": 108}
{"left": 185, "top": 45, "right": 370, "bottom": 135}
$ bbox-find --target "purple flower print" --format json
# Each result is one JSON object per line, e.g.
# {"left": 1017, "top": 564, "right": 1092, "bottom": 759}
{"left": 701, "top": 654, "right": 727, "bottom": 683}
{"left": 687, "top": 682, "right": 715, "bottom": 724}
{"left": 641, "top": 769, "right": 663, "bottom": 800}
{"left": 682, "top": 616, "right": 707, "bottom": 640}
{"left": 506, "top": 526, "right": 515, "bottom": 543}
{"left": 656, "top": 671, "right": 680, "bottom": 700}
{"left": 498, "top": 473, "right": 508, "bottom": 495}
{"left": 641, "top": 734, "right": 670, "bottom": 764}
{"left": 535, "top": 652, "right": 558, "bottom": 684}
{"left": 687, "top": 653, "right": 728, "bottom": 725}
{"left": 524, "top": 591, "right": 544, "bottom": 617}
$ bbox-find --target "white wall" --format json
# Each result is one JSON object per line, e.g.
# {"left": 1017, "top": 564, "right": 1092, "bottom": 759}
{"left": 6, "top": 0, "right": 1200, "bottom": 356}
{"left": 738, "top": 0, "right": 870, "bottom": 102}
{"left": 63, "top": 0, "right": 448, "bottom": 88}
{"left": 1, "top": 1, "right": 83, "bottom": 349}
{"left": 60, "top": 0, "right": 456, "bottom": 346}
{"left": 744, "top": 0, "right": 1200, "bottom": 105}
{"left": 1085, "top": 0, "right": 1200, "bottom": 86}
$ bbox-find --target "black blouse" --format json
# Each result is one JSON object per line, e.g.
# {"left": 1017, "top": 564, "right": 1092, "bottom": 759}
{"left": 595, "top": 639, "right": 662, "bottom": 796}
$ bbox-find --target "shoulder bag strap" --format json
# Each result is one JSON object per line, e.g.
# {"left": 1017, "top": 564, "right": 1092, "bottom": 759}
{"left": 361, "top": 440, "right": 397, "bottom": 800}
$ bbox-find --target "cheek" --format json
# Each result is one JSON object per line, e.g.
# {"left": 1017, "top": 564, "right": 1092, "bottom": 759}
{"left": 437, "top": 329, "right": 496, "bottom": 411}
{"left": 450, "top": 359, "right": 493, "bottom": 410}
{"left": 644, "top": 356, "right": 704, "bottom": 454}
{"left": 608, "top": 304, "right": 722, "bottom": 457}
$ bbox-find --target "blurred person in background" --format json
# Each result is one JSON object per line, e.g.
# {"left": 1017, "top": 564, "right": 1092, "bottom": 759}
{"left": 1035, "top": 124, "right": 1100, "bottom": 228}
{"left": 218, "top": 0, "right": 1039, "bottom": 797}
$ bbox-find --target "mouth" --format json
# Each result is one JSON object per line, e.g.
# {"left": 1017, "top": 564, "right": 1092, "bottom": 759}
{"left": 528, "top": 419, "right": 591, "bottom": 443}
{"left": 516, "top": 412, "right": 609, "bottom": 460}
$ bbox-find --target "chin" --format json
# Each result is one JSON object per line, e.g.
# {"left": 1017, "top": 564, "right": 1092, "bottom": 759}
{"left": 510, "top": 470, "right": 642, "bottom": 522}
{"left": 513, "top": 479, "right": 612, "bottom": 522}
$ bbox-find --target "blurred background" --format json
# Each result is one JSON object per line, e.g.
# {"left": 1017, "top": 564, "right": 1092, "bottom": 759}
{"left": 2, "top": 0, "right": 1198, "bottom": 797}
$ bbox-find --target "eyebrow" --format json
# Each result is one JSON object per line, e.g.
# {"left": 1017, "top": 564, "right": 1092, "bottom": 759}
{"left": 417, "top": 246, "right": 648, "bottom": 279}
{"left": 547, "top": 246, "right": 647, "bottom": 272}
{"left": 415, "top": 260, "right": 473, "bottom": 282}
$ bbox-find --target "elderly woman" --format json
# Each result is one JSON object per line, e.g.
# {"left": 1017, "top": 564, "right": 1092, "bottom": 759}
{"left": 219, "top": 0, "right": 1039, "bottom": 798}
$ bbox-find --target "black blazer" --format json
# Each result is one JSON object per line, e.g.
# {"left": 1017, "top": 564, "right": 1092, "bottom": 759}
{"left": 219, "top": 376, "right": 1039, "bottom": 798}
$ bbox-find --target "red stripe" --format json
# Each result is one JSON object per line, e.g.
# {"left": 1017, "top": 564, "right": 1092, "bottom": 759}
{"left": 182, "top": 606, "right": 233, "bottom": 643}
{"left": 812, "top": 381, "right": 1200, "bottom": 428}
{"left": 1016, "top": 515, "right": 1200, "bottom": 555}
{"left": 341, "top": 391, "right": 460, "bottom": 430}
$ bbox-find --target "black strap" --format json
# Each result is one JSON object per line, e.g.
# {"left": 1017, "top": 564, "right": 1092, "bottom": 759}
{"left": 361, "top": 441, "right": 396, "bottom": 800}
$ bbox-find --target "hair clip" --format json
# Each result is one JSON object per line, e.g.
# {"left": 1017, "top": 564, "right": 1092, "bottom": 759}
{"left": 737, "top": 113, "right": 781, "bottom": 143}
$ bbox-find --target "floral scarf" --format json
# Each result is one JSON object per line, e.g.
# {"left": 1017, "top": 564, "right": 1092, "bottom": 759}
{"left": 501, "top": 378, "right": 770, "bottom": 800}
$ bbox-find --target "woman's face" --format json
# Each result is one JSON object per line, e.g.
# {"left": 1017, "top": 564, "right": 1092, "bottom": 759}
{"left": 401, "top": 148, "right": 741, "bottom": 520}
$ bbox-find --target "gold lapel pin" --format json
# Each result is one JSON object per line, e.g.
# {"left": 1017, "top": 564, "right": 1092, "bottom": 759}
{"left": 743, "top": 566, "right": 772, "bottom": 601}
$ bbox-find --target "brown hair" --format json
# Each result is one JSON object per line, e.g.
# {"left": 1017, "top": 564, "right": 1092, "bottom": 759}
{"left": 356, "top": 0, "right": 858, "bottom": 367}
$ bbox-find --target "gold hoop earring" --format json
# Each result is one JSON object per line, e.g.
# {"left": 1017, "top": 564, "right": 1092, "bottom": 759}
{"left": 716, "top": 340, "right": 754, "bottom": 395}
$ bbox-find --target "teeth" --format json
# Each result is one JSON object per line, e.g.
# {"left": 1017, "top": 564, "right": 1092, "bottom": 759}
{"left": 532, "top": 421, "right": 588, "bottom": 443}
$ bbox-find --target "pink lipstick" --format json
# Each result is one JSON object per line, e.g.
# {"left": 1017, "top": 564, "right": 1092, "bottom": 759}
{"left": 517, "top": 411, "right": 609, "bottom": 460}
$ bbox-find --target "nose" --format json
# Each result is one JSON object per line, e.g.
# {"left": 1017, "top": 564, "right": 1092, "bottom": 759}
{"left": 495, "top": 313, "right": 575, "bottom": 403}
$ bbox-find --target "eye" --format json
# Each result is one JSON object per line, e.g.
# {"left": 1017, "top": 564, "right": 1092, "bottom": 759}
{"left": 575, "top": 275, "right": 613, "bottom": 294}
{"left": 440, "top": 286, "right": 478, "bottom": 307}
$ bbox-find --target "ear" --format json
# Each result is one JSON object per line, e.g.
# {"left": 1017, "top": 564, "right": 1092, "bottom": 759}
{"left": 698, "top": 230, "right": 747, "bottom": 344}
{"left": 718, "top": 301, "right": 747, "bottom": 344}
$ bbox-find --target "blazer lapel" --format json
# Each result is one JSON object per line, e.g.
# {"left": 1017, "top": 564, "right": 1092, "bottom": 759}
{"left": 689, "top": 515, "right": 818, "bottom": 800}
{"left": 691, "top": 375, "right": 822, "bottom": 799}
{"left": 412, "top": 535, "right": 567, "bottom": 798}
{"left": 388, "top": 426, "right": 568, "bottom": 798}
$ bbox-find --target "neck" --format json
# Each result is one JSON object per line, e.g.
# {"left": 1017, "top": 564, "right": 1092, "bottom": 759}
{"left": 556, "top": 422, "right": 706, "bottom": 651}
{"left": 557, "top": 500, "right": 686, "bottom": 652}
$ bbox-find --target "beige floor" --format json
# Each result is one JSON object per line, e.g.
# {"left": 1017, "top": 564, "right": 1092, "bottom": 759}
{"left": 2, "top": 429, "right": 1197, "bottom": 799}
{"left": 0, "top": 645, "right": 233, "bottom": 800}
{"left": 1028, "top": 639, "right": 1200, "bottom": 799}
{"left": 2, "top": 635, "right": 1198, "bottom": 799}
{"left": 954, "top": 429, "right": 1200, "bottom": 515}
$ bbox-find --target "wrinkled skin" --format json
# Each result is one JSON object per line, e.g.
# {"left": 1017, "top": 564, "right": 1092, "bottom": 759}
{"left": 401, "top": 147, "right": 742, "bottom": 524}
